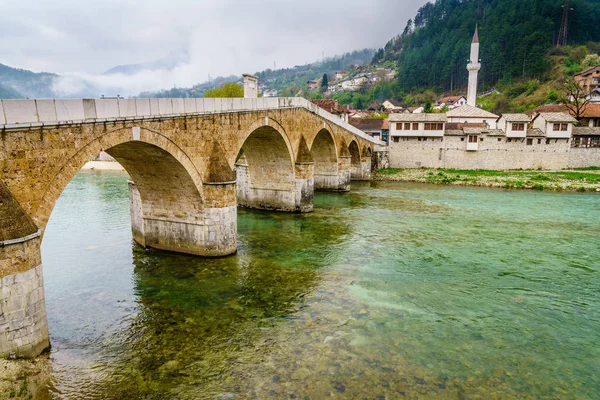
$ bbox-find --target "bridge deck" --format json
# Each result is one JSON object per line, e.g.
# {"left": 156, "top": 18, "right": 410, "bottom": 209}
{"left": 0, "top": 97, "right": 381, "bottom": 145}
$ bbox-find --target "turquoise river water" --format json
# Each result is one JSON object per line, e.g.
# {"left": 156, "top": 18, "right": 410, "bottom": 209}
{"left": 38, "top": 170, "right": 600, "bottom": 399}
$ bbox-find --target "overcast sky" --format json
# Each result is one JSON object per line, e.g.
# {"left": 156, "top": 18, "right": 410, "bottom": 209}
{"left": 1, "top": 0, "right": 427, "bottom": 95}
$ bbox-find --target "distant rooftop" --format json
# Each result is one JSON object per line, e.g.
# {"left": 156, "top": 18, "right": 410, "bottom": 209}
{"left": 534, "top": 112, "right": 578, "bottom": 123}
{"left": 446, "top": 105, "right": 498, "bottom": 119}
{"left": 499, "top": 113, "right": 530, "bottom": 122}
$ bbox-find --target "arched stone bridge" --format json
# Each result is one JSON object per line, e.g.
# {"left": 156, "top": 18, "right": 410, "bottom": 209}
{"left": 0, "top": 96, "right": 379, "bottom": 358}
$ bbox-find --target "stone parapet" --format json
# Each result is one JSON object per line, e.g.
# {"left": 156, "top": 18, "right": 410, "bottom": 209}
{"left": 0, "top": 98, "right": 381, "bottom": 145}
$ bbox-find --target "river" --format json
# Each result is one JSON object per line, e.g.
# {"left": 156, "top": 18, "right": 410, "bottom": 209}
{"left": 38, "top": 170, "right": 600, "bottom": 399}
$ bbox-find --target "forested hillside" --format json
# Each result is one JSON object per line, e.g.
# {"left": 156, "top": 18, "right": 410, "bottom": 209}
{"left": 256, "top": 49, "right": 374, "bottom": 95}
{"left": 0, "top": 63, "right": 57, "bottom": 98}
{"left": 374, "top": 0, "right": 600, "bottom": 92}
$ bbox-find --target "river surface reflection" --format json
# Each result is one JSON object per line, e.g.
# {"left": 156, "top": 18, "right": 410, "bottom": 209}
{"left": 40, "top": 170, "right": 600, "bottom": 399}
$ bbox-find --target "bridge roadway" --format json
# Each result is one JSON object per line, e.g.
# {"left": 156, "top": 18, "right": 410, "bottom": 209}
{"left": 0, "top": 96, "right": 381, "bottom": 358}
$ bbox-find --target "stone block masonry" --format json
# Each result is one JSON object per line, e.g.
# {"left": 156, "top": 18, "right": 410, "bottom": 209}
{"left": 0, "top": 238, "right": 49, "bottom": 359}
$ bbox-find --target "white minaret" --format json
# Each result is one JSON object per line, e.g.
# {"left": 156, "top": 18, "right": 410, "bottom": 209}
{"left": 466, "top": 26, "right": 481, "bottom": 106}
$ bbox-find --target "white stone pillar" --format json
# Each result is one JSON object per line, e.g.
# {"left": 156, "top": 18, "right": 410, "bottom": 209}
{"left": 243, "top": 74, "right": 258, "bottom": 99}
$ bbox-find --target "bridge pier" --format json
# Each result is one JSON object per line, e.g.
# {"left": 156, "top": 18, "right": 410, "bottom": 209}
{"left": 236, "top": 157, "right": 314, "bottom": 213}
{"left": 338, "top": 156, "right": 352, "bottom": 191}
{"left": 352, "top": 157, "right": 372, "bottom": 181}
{"left": 0, "top": 235, "right": 50, "bottom": 358}
{"left": 129, "top": 181, "right": 237, "bottom": 257}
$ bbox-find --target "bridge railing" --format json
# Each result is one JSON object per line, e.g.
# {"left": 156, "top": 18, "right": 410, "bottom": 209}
{"left": 0, "top": 97, "right": 382, "bottom": 144}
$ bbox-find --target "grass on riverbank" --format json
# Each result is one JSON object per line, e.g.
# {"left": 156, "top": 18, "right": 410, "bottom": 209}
{"left": 375, "top": 168, "right": 600, "bottom": 192}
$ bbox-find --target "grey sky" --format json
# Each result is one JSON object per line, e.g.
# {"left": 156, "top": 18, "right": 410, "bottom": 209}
{"left": 1, "top": 0, "right": 427, "bottom": 95}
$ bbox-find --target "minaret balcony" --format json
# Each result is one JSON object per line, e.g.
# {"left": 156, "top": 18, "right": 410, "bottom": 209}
{"left": 467, "top": 63, "right": 481, "bottom": 71}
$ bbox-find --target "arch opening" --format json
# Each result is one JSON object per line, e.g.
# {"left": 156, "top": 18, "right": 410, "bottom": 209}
{"left": 311, "top": 129, "right": 339, "bottom": 192}
{"left": 236, "top": 126, "right": 298, "bottom": 211}
{"left": 349, "top": 140, "right": 361, "bottom": 179}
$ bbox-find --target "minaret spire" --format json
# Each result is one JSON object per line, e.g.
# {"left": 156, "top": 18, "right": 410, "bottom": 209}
{"left": 466, "top": 25, "right": 481, "bottom": 106}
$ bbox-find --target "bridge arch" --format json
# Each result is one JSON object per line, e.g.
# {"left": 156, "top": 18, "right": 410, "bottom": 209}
{"left": 235, "top": 120, "right": 299, "bottom": 211}
{"left": 348, "top": 140, "right": 361, "bottom": 179}
{"left": 35, "top": 126, "right": 205, "bottom": 230}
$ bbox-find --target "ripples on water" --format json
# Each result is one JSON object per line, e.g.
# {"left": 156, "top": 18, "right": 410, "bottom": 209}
{"left": 40, "top": 171, "right": 600, "bottom": 399}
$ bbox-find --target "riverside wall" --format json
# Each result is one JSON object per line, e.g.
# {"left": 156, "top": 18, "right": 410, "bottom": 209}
{"left": 389, "top": 135, "right": 600, "bottom": 170}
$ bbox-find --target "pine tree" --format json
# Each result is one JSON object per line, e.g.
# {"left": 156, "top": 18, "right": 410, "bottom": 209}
{"left": 321, "top": 74, "right": 329, "bottom": 88}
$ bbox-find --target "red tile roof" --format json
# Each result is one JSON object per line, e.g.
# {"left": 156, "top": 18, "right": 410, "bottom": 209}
{"left": 582, "top": 104, "right": 600, "bottom": 118}
{"left": 311, "top": 99, "right": 348, "bottom": 115}
{"left": 524, "top": 104, "right": 569, "bottom": 117}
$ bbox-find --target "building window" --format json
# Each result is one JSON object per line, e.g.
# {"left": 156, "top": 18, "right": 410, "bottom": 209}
{"left": 508, "top": 138, "right": 512, "bottom": 143}
{"left": 479, "top": 137, "right": 484, "bottom": 142}
{"left": 546, "top": 139, "right": 550, "bottom": 144}
{"left": 468, "top": 135, "right": 478, "bottom": 143}
{"left": 423, "top": 137, "right": 428, "bottom": 141}
{"left": 526, "top": 138, "right": 533, "bottom": 145}
{"left": 498, "top": 138, "right": 502, "bottom": 142}
{"left": 412, "top": 123, "right": 419, "bottom": 130}
{"left": 594, "top": 119, "right": 600, "bottom": 127}
{"left": 396, "top": 123, "right": 403, "bottom": 130}
{"left": 404, "top": 123, "right": 411, "bottom": 130}
{"left": 425, "top": 122, "right": 444, "bottom": 130}
{"left": 553, "top": 123, "right": 568, "bottom": 131}
{"left": 393, "top": 137, "right": 400, "bottom": 143}
{"left": 537, "top": 139, "right": 542, "bottom": 144}
{"left": 461, "top": 137, "right": 465, "bottom": 141}
{"left": 512, "top": 123, "right": 525, "bottom": 131}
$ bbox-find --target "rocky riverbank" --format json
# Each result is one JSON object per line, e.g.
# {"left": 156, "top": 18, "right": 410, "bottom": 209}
{"left": 0, "top": 356, "right": 51, "bottom": 400}
{"left": 374, "top": 168, "right": 600, "bottom": 192}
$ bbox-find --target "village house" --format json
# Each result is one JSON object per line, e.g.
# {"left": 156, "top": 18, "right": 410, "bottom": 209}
{"left": 389, "top": 113, "right": 446, "bottom": 139}
{"left": 262, "top": 89, "right": 278, "bottom": 97}
{"left": 574, "top": 65, "right": 600, "bottom": 92}
{"left": 307, "top": 80, "right": 319, "bottom": 90}
{"left": 496, "top": 113, "right": 531, "bottom": 137}
{"left": 590, "top": 88, "right": 600, "bottom": 104}
{"left": 339, "top": 74, "right": 370, "bottom": 91}
{"left": 349, "top": 118, "right": 389, "bottom": 142}
{"left": 581, "top": 104, "right": 600, "bottom": 127}
{"left": 436, "top": 96, "right": 467, "bottom": 109}
{"left": 532, "top": 112, "right": 577, "bottom": 138}
{"left": 311, "top": 99, "right": 349, "bottom": 123}
{"left": 382, "top": 99, "right": 403, "bottom": 112}
{"left": 336, "top": 70, "right": 347, "bottom": 80}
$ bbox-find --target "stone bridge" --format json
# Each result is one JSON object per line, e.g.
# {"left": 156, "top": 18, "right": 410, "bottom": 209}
{"left": 0, "top": 96, "right": 379, "bottom": 358}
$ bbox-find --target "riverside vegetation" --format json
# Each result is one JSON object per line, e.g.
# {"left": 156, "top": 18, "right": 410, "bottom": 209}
{"left": 375, "top": 167, "right": 600, "bottom": 192}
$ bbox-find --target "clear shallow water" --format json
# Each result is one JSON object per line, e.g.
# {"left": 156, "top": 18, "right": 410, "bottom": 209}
{"left": 40, "top": 171, "right": 600, "bottom": 399}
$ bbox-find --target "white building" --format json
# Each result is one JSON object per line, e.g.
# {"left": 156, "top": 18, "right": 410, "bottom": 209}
{"left": 497, "top": 114, "right": 531, "bottom": 138}
{"left": 389, "top": 113, "right": 447, "bottom": 138}
{"left": 532, "top": 112, "right": 578, "bottom": 138}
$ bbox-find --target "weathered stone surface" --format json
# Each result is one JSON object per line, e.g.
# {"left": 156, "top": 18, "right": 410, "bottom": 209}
{"left": 0, "top": 243, "right": 49, "bottom": 359}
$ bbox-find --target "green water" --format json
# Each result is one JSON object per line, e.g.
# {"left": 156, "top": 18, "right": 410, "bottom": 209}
{"left": 41, "top": 171, "right": 600, "bottom": 399}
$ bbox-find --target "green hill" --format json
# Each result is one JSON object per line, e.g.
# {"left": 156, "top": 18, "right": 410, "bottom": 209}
{"left": 375, "top": 0, "right": 600, "bottom": 93}
{"left": 0, "top": 63, "right": 58, "bottom": 98}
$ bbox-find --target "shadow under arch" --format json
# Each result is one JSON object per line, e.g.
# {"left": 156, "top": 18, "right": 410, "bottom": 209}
{"left": 35, "top": 127, "right": 205, "bottom": 230}
{"left": 310, "top": 128, "right": 340, "bottom": 191}
{"left": 348, "top": 140, "right": 361, "bottom": 180}
{"left": 235, "top": 122, "right": 299, "bottom": 212}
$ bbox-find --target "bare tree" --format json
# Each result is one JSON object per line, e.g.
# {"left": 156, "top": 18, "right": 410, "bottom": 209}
{"left": 559, "top": 77, "right": 592, "bottom": 119}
